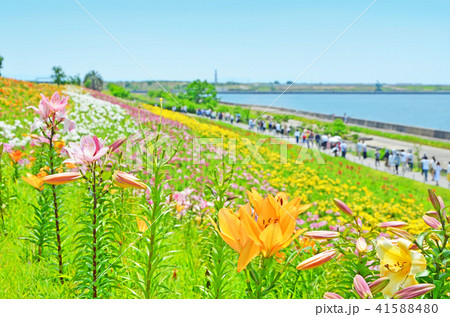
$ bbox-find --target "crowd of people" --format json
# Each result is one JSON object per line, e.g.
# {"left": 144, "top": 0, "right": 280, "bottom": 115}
{"left": 175, "top": 106, "right": 450, "bottom": 188}
{"left": 194, "top": 108, "right": 241, "bottom": 124}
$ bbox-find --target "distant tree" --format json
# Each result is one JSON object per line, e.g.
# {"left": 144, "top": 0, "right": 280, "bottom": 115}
{"left": 0, "top": 55, "right": 3, "bottom": 77}
{"left": 148, "top": 90, "right": 163, "bottom": 98}
{"left": 274, "top": 80, "right": 280, "bottom": 85}
{"left": 84, "top": 70, "right": 104, "bottom": 91}
{"left": 107, "top": 83, "right": 130, "bottom": 98}
{"left": 180, "top": 79, "right": 217, "bottom": 106}
{"left": 286, "top": 81, "right": 293, "bottom": 85}
{"left": 67, "top": 74, "right": 81, "bottom": 86}
{"left": 51, "top": 66, "right": 66, "bottom": 85}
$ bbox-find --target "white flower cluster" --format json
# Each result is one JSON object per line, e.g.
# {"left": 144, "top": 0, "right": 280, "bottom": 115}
{"left": 0, "top": 120, "right": 31, "bottom": 147}
{"left": 64, "top": 87, "right": 137, "bottom": 141}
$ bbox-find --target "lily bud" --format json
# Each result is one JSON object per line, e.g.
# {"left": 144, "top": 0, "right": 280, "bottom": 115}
{"left": 377, "top": 221, "right": 408, "bottom": 228}
{"left": 304, "top": 231, "right": 340, "bottom": 239}
{"left": 296, "top": 249, "right": 337, "bottom": 270}
{"left": 393, "top": 284, "right": 435, "bottom": 299}
{"left": 356, "top": 237, "right": 368, "bottom": 253}
{"left": 42, "top": 172, "right": 82, "bottom": 185}
{"left": 428, "top": 189, "right": 440, "bottom": 211}
{"left": 113, "top": 171, "right": 147, "bottom": 190}
{"left": 333, "top": 199, "right": 353, "bottom": 217}
{"left": 324, "top": 292, "right": 343, "bottom": 299}
{"left": 354, "top": 275, "right": 373, "bottom": 299}
{"left": 422, "top": 215, "right": 441, "bottom": 229}
{"left": 109, "top": 137, "right": 127, "bottom": 153}
{"left": 0, "top": 143, "right": 3, "bottom": 158}
{"left": 388, "top": 227, "right": 414, "bottom": 241}
{"left": 437, "top": 196, "right": 445, "bottom": 211}
{"left": 425, "top": 210, "right": 439, "bottom": 219}
{"left": 369, "top": 277, "right": 390, "bottom": 295}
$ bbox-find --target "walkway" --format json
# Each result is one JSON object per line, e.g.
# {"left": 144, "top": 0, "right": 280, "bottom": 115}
{"left": 198, "top": 115, "right": 450, "bottom": 189}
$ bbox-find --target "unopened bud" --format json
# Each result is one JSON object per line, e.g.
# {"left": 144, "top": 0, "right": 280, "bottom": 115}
{"left": 393, "top": 284, "right": 435, "bottom": 299}
{"left": 369, "top": 277, "right": 390, "bottom": 295}
{"left": 356, "top": 237, "right": 368, "bottom": 253}
{"left": 333, "top": 199, "right": 353, "bottom": 217}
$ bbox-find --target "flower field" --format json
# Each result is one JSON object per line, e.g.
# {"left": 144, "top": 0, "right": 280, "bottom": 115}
{"left": 0, "top": 77, "right": 449, "bottom": 299}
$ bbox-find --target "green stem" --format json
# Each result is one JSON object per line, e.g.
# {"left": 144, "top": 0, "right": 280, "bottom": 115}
{"left": 48, "top": 126, "right": 64, "bottom": 284}
{"left": 92, "top": 165, "right": 98, "bottom": 299}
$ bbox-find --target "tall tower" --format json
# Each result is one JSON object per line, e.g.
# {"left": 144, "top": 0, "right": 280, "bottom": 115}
{"left": 214, "top": 69, "right": 217, "bottom": 85}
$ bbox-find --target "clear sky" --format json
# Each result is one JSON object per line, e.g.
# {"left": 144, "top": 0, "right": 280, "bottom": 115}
{"left": 1, "top": 0, "right": 449, "bottom": 84}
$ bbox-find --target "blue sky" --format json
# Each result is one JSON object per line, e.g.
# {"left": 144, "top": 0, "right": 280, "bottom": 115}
{"left": 1, "top": 0, "right": 449, "bottom": 84}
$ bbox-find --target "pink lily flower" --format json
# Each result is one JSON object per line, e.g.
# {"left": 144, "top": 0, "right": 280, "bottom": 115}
{"left": 41, "top": 92, "right": 70, "bottom": 113}
{"left": 28, "top": 92, "right": 75, "bottom": 133}
{"left": 63, "top": 135, "right": 109, "bottom": 166}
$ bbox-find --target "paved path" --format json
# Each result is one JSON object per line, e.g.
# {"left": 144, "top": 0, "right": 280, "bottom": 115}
{"left": 199, "top": 116, "right": 450, "bottom": 189}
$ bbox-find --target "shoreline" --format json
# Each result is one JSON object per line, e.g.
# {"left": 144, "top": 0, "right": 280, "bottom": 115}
{"left": 217, "top": 90, "right": 450, "bottom": 94}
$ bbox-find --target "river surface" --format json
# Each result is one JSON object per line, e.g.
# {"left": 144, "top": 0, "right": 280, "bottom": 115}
{"left": 217, "top": 93, "right": 450, "bottom": 131}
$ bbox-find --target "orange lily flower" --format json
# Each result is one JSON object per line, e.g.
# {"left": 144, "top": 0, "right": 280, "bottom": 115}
{"left": 65, "top": 162, "right": 77, "bottom": 169}
{"left": 54, "top": 140, "right": 65, "bottom": 153}
{"left": 22, "top": 173, "right": 44, "bottom": 191}
{"left": 240, "top": 189, "right": 311, "bottom": 258}
{"left": 8, "top": 150, "right": 24, "bottom": 163}
{"left": 210, "top": 207, "right": 260, "bottom": 272}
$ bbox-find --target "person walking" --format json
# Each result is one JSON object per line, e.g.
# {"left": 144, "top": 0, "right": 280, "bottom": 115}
{"left": 308, "top": 131, "right": 314, "bottom": 148}
{"left": 362, "top": 141, "right": 367, "bottom": 159}
{"left": 375, "top": 148, "right": 380, "bottom": 167}
{"left": 394, "top": 152, "right": 401, "bottom": 175}
{"left": 421, "top": 156, "right": 430, "bottom": 182}
{"left": 388, "top": 151, "right": 395, "bottom": 172}
{"left": 315, "top": 133, "right": 321, "bottom": 148}
{"left": 341, "top": 141, "right": 348, "bottom": 159}
{"left": 382, "top": 149, "right": 389, "bottom": 169}
{"left": 294, "top": 129, "right": 300, "bottom": 144}
{"left": 230, "top": 114, "right": 234, "bottom": 124}
{"left": 301, "top": 129, "right": 307, "bottom": 146}
{"left": 321, "top": 134, "right": 328, "bottom": 150}
{"left": 420, "top": 153, "right": 427, "bottom": 175}
{"left": 447, "top": 161, "right": 450, "bottom": 189}
{"left": 430, "top": 156, "right": 436, "bottom": 181}
{"left": 356, "top": 140, "right": 362, "bottom": 159}
{"left": 407, "top": 150, "right": 414, "bottom": 171}
{"left": 434, "top": 162, "right": 441, "bottom": 186}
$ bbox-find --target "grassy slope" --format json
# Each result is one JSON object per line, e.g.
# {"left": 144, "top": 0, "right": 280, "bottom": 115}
{"left": 1, "top": 80, "right": 449, "bottom": 298}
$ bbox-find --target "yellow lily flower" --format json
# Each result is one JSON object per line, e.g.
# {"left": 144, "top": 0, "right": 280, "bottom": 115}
{"left": 210, "top": 207, "right": 260, "bottom": 272}
{"left": 376, "top": 238, "right": 427, "bottom": 297}
{"left": 136, "top": 216, "right": 150, "bottom": 233}
{"left": 240, "top": 189, "right": 311, "bottom": 258}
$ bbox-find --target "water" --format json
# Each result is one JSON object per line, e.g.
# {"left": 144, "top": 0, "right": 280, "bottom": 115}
{"left": 218, "top": 93, "right": 450, "bottom": 132}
